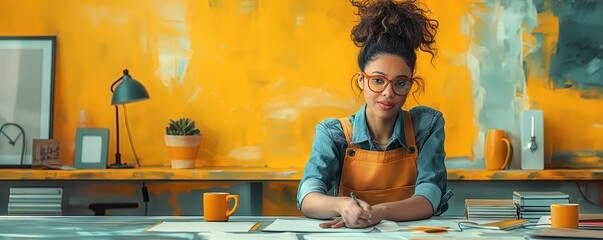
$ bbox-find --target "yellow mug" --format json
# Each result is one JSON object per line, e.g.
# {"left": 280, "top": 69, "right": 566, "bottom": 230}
{"left": 551, "top": 204, "right": 579, "bottom": 229}
{"left": 203, "top": 192, "right": 239, "bottom": 222}
{"left": 485, "top": 129, "right": 511, "bottom": 170}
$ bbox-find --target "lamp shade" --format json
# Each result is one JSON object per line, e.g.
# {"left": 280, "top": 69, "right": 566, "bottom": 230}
{"left": 111, "top": 70, "right": 150, "bottom": 105}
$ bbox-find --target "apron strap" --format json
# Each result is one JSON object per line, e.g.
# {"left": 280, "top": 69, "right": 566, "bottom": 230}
{"left": 403, "top": 111, "right": 417, "bottom": 152}
{"left": 338, "top": 118, "right": 353, "bottom": 144}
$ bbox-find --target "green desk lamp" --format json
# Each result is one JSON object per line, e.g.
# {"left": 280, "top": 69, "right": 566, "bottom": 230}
{"left": 110, "top": 69, "right": 150, "bottom": 168}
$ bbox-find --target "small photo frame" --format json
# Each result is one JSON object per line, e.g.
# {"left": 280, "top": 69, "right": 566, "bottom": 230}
{"left": 74, "top": 128, "right": 109, "bottom": 169}
{"left": 32, "top": 139, "right": 60, "bottom": 168}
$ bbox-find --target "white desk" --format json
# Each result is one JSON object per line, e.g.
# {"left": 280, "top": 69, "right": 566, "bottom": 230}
{"left": 0, "top": 215, "right": 556, "bottom": 239}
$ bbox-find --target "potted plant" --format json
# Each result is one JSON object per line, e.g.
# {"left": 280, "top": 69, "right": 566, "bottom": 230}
{"left": 164, "top": 118, "right": 202, "bottom": 169}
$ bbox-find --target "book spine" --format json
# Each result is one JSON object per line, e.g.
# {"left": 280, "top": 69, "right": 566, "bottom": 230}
{"left": 8, "top": 202, "right": 62, "bottom": 208}
{"left": 9, "top": 187, "right": 63, "bottom": 195}
{"left": 9, "top": 194, "right": 62, "bottom": 199}
{"left": 8, "top": 209, "right": 61, "bottom": 215}
{"left": 518, "top": 199, "right": 569, "bottom": 206}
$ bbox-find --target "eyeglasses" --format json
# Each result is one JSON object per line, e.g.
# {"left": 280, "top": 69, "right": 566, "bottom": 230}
{"left": 360, "top": 72, "right": 413, "bottom": 96}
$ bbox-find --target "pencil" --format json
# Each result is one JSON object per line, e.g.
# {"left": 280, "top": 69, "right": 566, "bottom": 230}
{"left": 350, "top": 192, "right": 371, "bottom": 224}
{"left": 350, "top": 192, "right": 361, "bottom": 207}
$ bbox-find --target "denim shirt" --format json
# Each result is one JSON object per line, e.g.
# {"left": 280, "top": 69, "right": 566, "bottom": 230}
{"left": 297, "top": 104, "right": 450, "bottom": 215}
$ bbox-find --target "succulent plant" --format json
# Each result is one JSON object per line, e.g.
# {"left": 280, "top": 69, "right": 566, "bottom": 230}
{"left": 166, "top": 118, "right": 201, "bottom": 135}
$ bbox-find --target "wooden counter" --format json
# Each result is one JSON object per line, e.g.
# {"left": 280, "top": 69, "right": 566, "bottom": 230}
{"left": 1, "top": 167, "right": 603, "bottom": 181}
{"left": 0, "top": 166, "right": 302, "bottom": 181}
{"left": 447, "top": 169, "right": 603, "bottom": 181}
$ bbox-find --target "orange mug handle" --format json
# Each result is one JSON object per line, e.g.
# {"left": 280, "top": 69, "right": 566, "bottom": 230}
{"left": 500, "top": 138, "right": 511, "bottom": 169}
{"left": 225, "top": 194, "right": 239, "bottom": 217}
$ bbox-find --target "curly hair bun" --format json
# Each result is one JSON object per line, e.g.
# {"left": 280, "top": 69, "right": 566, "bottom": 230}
{"left": 350, "top": 0, "right": 438, "bottom": 59}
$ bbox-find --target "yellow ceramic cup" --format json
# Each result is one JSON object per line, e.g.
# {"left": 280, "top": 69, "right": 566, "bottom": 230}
{"left": 551, "top": 203, "right": 579, "bottom": 229}
{"left": 485, "top": 129, "right": 511, "bottom": 170}
{"left": 203, "top": 192, "right": 239, "bottom": 222}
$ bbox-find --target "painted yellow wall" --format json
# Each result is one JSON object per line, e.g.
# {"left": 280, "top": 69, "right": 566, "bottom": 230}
{"left": 1, "top": 0, "right": 601, "bottom": 170}
{"left": 0, "top": 0, "right": 471, "bottom": 168}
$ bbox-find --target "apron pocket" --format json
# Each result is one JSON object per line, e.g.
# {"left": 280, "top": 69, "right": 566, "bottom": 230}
{"left": 340, "top": 184, "right": 415, "bottom": 206}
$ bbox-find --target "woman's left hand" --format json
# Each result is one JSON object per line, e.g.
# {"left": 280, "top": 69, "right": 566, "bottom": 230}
{"left": 319, "top": 214, "right": 379, "bottom": 229}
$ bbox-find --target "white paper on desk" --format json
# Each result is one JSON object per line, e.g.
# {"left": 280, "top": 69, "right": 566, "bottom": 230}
{"left": 537, "top": 215, "right": 551, "bottom": 226}
{"left": 374, "top": 220, "right": 401, "bottom": 232}
{"left": 303, "top": 232, "right": 407, "bottom": 240}
{"left": 146, "top": 221, "right": 257, "bottom": 232}
{"left": 397, "top": 230, "right": 523, "bottom": 239}
{"left": 396, "top": 218, "right": 462, "bottom": 230}
{"left": 208, "top": 232, "right": 298, "bottom": 240}
{"left": 262, "top": 219, "right": 374, "bottom": 233}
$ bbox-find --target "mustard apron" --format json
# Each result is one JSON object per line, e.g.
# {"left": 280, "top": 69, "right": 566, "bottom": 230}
{"left": 337, "top": 111, "right": 418, "bottom": 206}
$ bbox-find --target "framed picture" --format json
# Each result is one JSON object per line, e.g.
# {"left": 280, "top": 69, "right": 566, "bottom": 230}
{"left": 0, "top": 36, "right": 56, "bottom": 167}
{"left": 74, "top": 128, "right": 110, "bottom": 169}
{"left": 32, "top": 139, "right": 60, "bottom": 168}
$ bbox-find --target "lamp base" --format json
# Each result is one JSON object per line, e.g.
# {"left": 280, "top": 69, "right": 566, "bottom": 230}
{"left": 109, "top": 163, "right": 135, "bottom": 169}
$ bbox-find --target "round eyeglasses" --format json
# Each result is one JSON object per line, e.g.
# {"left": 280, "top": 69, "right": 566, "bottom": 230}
{"left": 360, "top": 72, "right": 413, "bottom": 96}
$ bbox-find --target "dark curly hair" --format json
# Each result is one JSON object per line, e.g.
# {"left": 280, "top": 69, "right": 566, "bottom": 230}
{"left": 350, "top": 0, "right": 438, "bottom": 98}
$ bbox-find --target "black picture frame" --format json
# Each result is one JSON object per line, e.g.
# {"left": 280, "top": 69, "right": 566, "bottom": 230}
{"left": 74, "top": 128, "right": 109, "bottom": 169}
{"left": 0, "top": 36, "right": 56, "bottom": 168}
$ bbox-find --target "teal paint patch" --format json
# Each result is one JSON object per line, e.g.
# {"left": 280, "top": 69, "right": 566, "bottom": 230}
{"left": 462, "top": 0, "right": 537, "bottom": 167}
{"left": 475, "top": 0, "right": 537, "bottom": 129}
{"left": 151, "top": 189, "right": 178, "bottom": 215}
{"left": 445, "top": 157, "right": 485, "bottom": 169}
{"left": 178, "top": 58, "right": 189, "bottom": 85}
{"left": 153, "top": 1, "right": 191, "bottom": 89}
{"left": 527, "top": 33, "right": 548, "bottom": 79}
{"left": 544, "top": 0, "right": 603, "bottom": 98}
{"left": 490, "top": 172, "right": 508, "bottom": 180}
{"left": 550, "top": 151, "right": 603, "bottom": 168}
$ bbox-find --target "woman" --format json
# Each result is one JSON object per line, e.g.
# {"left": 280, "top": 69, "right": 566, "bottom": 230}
{"left": 297, "top": 0, "right": 452, "bottom": 228}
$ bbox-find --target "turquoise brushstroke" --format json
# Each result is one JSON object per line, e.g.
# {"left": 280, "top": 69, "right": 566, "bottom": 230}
{"left": 543, "top": 0, "right": 603, "bottom": 98}
{"left": 455, "top": 0, "right": 537, "bottom": 168}
{"left": 178, "top": 58, "right": 189, "bottom": 86}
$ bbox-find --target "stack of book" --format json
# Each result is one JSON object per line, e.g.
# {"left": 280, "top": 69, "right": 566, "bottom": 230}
{"left": 465, "top": 199, "right": 518, "bottom": 221}
{"left": 579, "top": 214, "right": 603, "bottom": 230}
{"left": 513, "top": 191, "right": 569, "bottom": 222}
{"left": 537, "top": 213, "right": 603, "bottom": 230}
{"left": 8, "top": 187, "right": 63, "bottom": 215}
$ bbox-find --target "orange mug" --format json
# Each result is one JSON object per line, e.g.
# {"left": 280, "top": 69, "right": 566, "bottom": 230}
{"left": 551, "top": 204, "right": 579, "bottom": 229}
{"left": 203, "top": 192, "right": 239, "bottom": 222}
{"left": 485, "top": 129, "right": 511, "bottom": 170}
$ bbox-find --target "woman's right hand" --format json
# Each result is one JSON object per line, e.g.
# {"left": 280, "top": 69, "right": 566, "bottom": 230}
{"left": 319, "top": 197, "right": 372, "bottom": 228}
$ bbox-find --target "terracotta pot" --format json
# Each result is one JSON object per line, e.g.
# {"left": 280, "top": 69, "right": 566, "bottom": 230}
{"left": 164, "top": 135, "right": 202, "bottom": 169}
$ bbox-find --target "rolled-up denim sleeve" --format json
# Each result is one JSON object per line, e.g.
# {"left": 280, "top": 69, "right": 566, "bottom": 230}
{"left": 297, "top": 121, "right": 342, "bottom": 210}
{"left": 412, "top": 114, "right": 448, "bottom": 215}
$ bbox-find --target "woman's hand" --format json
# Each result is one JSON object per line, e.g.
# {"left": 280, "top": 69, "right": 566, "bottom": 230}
{"left": 319, "top": 197, "right": 373, "bottom": 228}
